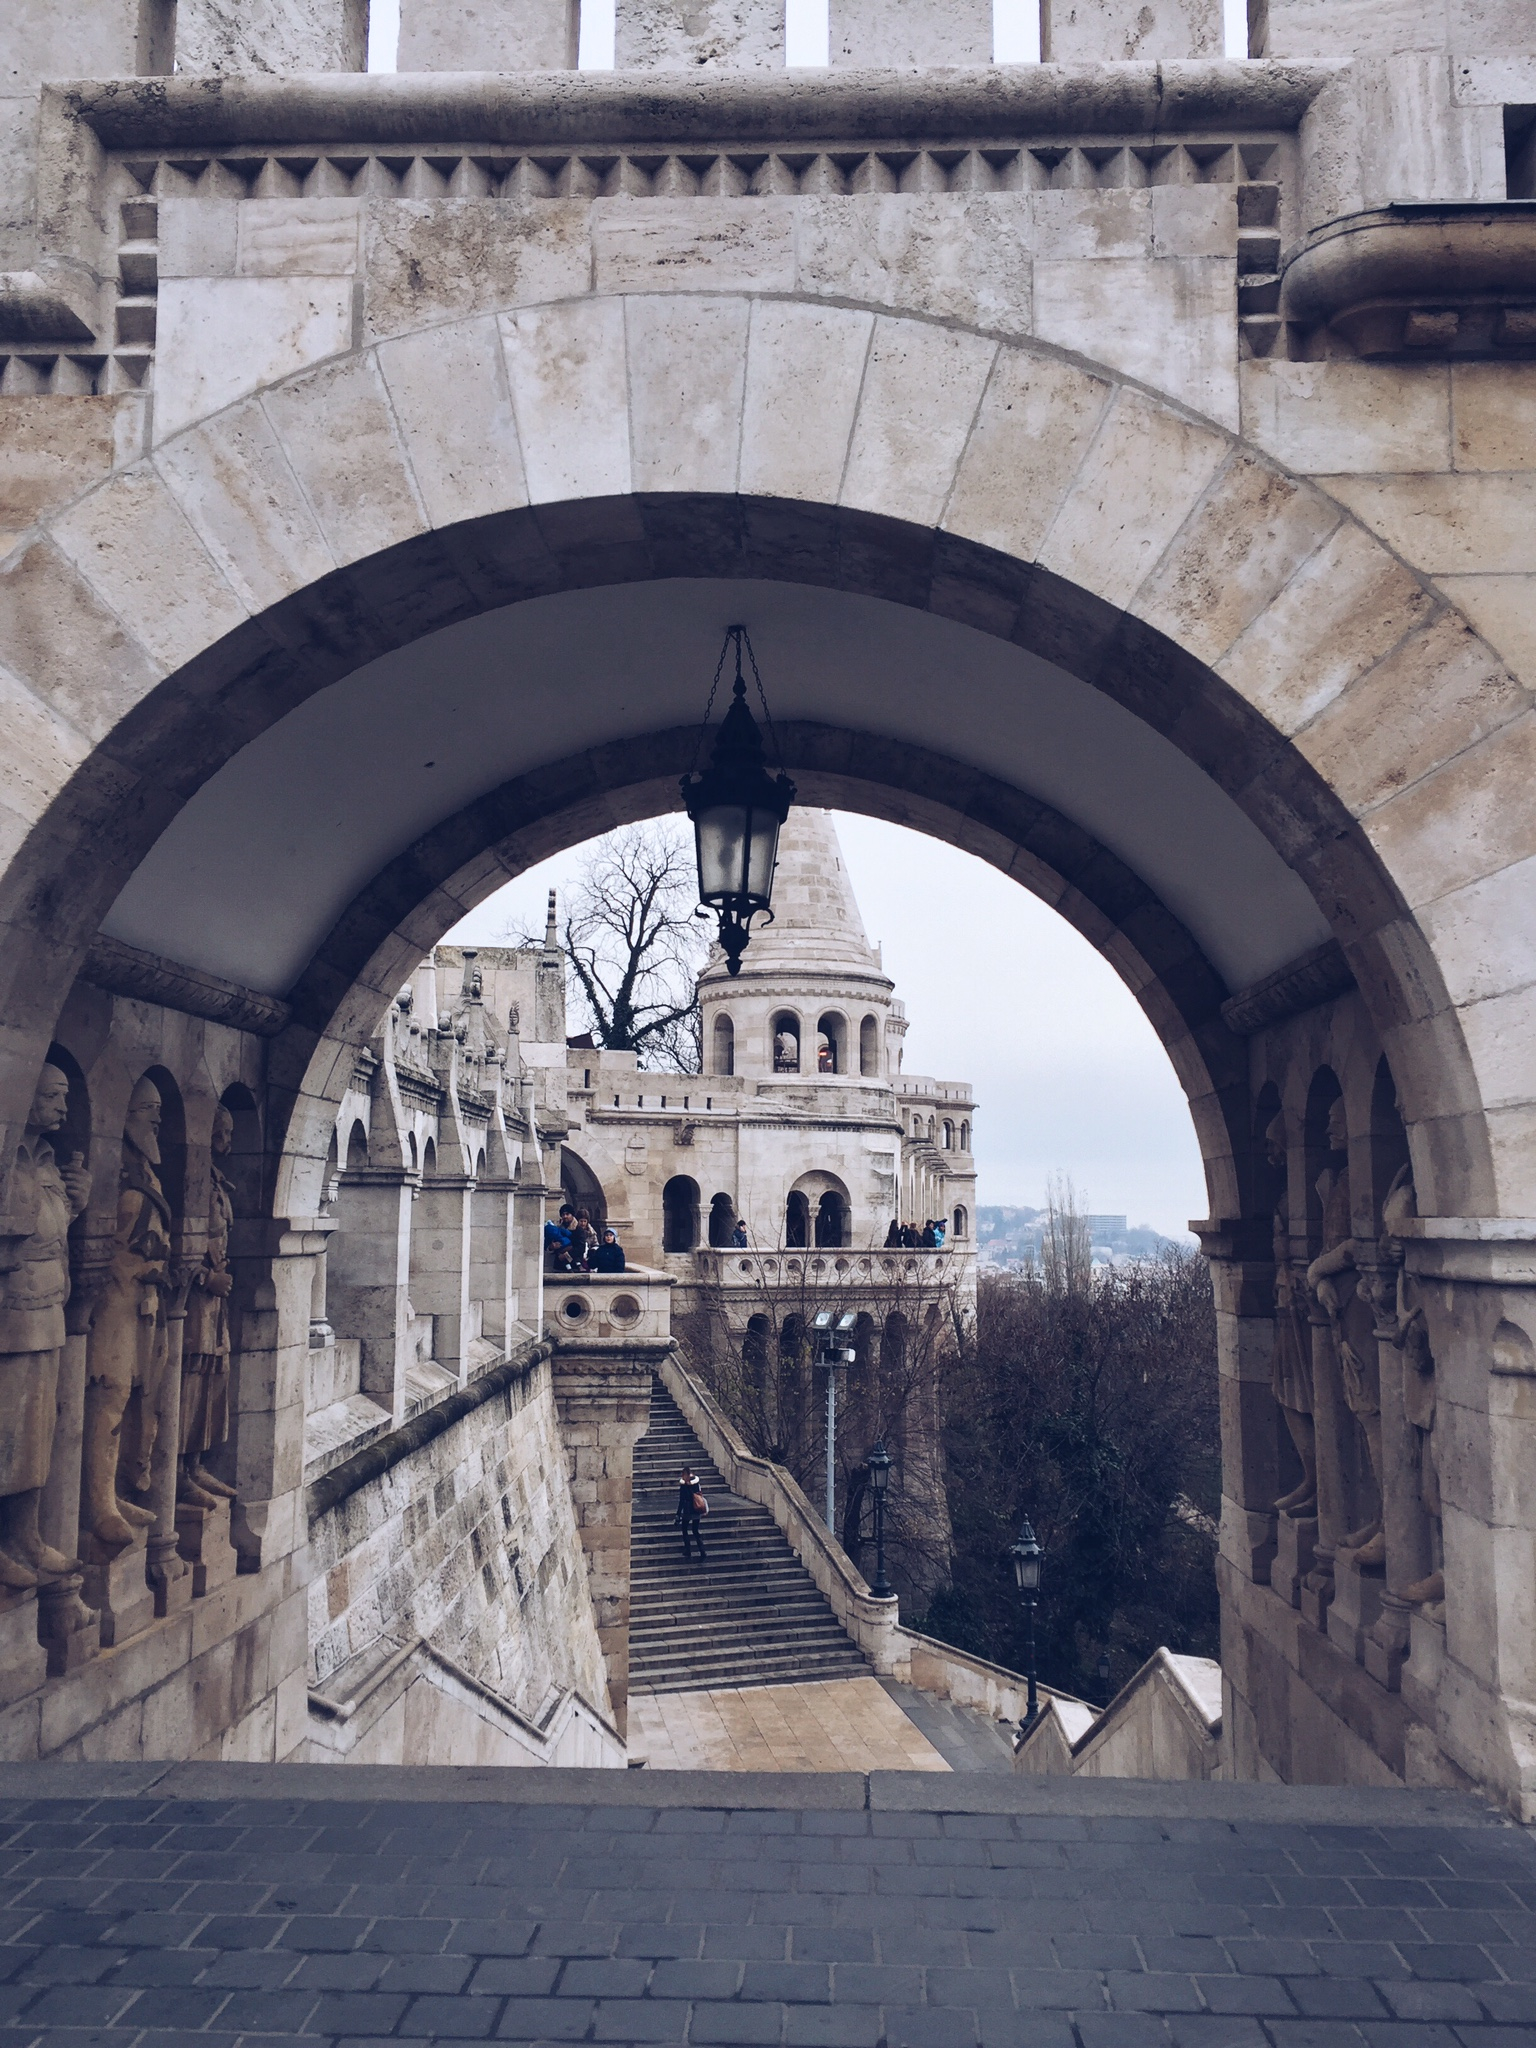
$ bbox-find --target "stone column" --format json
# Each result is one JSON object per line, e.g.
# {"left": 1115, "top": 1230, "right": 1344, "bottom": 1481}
{"left": 398, "top": 0, "right": 577, "bottom": 68}
{"left": 1040, "top": 0, "right": 1222, "bottom": 59}
{"left": 411, "top": 1173, "right": 475, "bottom": 1382}
{"left": 1300, "top": 1302, "right": 1346, "bottom": 1629}
{"left": 1364, "top": 1287, "right": 1427, "bottom": 1689}
{"left": 1198, "top": 1224, "right": 1281, "bottom": 1588}
{"left": 37, "top": 1274, "right": 100, "bottom": 1674}
{"left": 225, "top": 1217, "right": 318, "bottom": 1583}
{"left": 145, "top": 1287, "right": 192, "bottom": 1619}
{"left": 615, "top": 0, "right": 784, "bottom": 70}
{"left": 550, "top": 1346, "right": 659, "bottom": 1739}
{"left": 327, "top": 1166, "right": 415, "bottom": 1421}
{"left": 470, "top": 1176, "right": 517, "bottom": 1349}
{"left": 829, "top": 0, "right": 990, "bottom": 65}
{"left": 514, "top": 1178, "right": 549, "bottom": 1338}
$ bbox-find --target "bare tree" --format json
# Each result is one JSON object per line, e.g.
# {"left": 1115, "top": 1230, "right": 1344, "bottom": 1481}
{"left": 1039, "top": 1171, "right": 1093, "bottom": 1297}
{"left": 677, "top": 1254, "right": 969, "bottom": 1605}
{"left": 509, "top": 822, "right": 707, "bottom": 1070}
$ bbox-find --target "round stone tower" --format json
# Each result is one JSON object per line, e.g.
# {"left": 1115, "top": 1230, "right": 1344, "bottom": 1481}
{"left": 697, "top": 810, "right": 897, "bottom": 1085}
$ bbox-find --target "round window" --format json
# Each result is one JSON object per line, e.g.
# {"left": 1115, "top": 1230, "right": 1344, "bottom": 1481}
{"left": 561, "top": 1294, "right": 590, "bottom": 1322}
{"left": 609, "top": 1294, "right": 642, "bottom": 1326}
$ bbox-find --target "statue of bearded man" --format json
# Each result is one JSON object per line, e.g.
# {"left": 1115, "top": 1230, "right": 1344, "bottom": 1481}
{"left": 83, "top": 1076, "right": 173, "bottom": 1549}
{"left": 0, "top": 1064, "right": 91, "bottom": 1586}
{"left": 178, "top": 1105, "right": 237, "bottom": 1510}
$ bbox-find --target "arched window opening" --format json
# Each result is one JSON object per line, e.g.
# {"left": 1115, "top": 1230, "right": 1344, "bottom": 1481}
{"left": 772, "top": 1012, "right": 801, "bottom": 1072}
{"left": 959, "top": 1120, "right": 970, "bottom": 1151}
{"left": 816, "top": 1013, "right": 845, "bottom": 1074}
{"left": 860, "top": 1014, "right": 880, "bottom": 1077}
{"left": 707, "top": 1191, "right": 737, "bottom": 1247}
{"left": 952, "top": 1205, "right": 968, "bottom": 1239}
{"left": 561, "top": 1148, "right": 607, "bottom": 1234}
{"left": 345, "top": 1118, "right": 369, "bottom": 1170}
{"left": 421, "top": 1136, "right": 437, "bottom": 1178}
{"left": 941, "top": 1120, "right": 953, "bottom": 1149}
{"left": 815, "top": 1190, "right": 848, "bottom": 1248}
{"left": 744, "top": 1314, "right": 771, "bottom": 1389}
{"left": 785, "top": 1189, "right": 810, "bottom": 1248}
{"left": 712, "top": 1013, "right": 735, "bottom": 1076}
{"left": 663, "top": 1175, "right": 701, "bottom": 1253}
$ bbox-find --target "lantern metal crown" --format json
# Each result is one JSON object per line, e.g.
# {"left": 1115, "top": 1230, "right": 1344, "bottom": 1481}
{"left": 680, "top": 625, "right": 796, "bottom": 978}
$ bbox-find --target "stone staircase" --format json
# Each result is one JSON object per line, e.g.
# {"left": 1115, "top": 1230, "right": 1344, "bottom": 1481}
{"left": 629, "top": 1379, "right": 871, "bottom": 1695}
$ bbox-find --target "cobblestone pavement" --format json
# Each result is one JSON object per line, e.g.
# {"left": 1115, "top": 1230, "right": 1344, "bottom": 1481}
{"left": 0, "top": 1767, "right": 1529, "bottom": 2048}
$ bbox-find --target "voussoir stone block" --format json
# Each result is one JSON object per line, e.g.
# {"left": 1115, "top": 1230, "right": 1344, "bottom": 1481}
{"left": 1133, "top": 455, "right": 1343, "bottom": 670}
{"left": 500, "top": 298, "right": 632, "bottom": 505}
{"left": 50, "top": 462, "right": 248, "bottom": 672}
{"left": 153, "top": 400, "right": 337, "bottom": 617}
{"left": 1292, "top": 611, "right": 1531, "bottom": 820}
{"left": 1034, "top": 253, "right": 1237, "bottom": 429}
{"left": 942, "top": 348, "right": 1112, "bottom": 565}
{"left": 1218, "top": 518, "right": 1435, "bottom": 738}
{"left": 739, "top": 300, "right": 872, "bottom": 504}
{"left": 840, "top": 317, "right": 997, "bottom": 530}
{"left": 626, "top": 295, "right": 749, "bottom": 495}
{"left": 1364, "top": 712, "right": 1536, "bottom": 907}
{"left": 1036, "top": 387, "right": 1229, "bottom": 613}
{"left": 262, "top": 352, "right": 428, "bottom": 568}
{"left": 154, "top": 277, "right": 354, "bottom": 442}
{"left": 376, "top": 319, "right": 529, "bottom": 530}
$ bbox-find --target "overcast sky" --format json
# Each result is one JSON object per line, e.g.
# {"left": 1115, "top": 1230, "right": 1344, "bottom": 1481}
{"left": 445, "top": 815, "right": 1209, "bottom": 1239}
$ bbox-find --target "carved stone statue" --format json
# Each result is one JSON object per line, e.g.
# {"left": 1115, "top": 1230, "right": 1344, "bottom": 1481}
{"left": 0, "top": 1065, "right": 91, "bottom": 1587}
{"left": 178, "top": 1105, "right": 237, "bottom": 1511}
{"left": 774, "top": 1030, "right": 798, "bottom": 1071}
{"left": 1307, "top": 1095, "right": 1385, "bottom": 1567}
{"left": 83, "top": 1076, "right": 173, "bottom": 1549}
{"left": 1265, "top": 1112, "right": 1316, "bottom": 1515}
{"left": 1380, "top": 1161, "right": 1443, "bottom": 1608}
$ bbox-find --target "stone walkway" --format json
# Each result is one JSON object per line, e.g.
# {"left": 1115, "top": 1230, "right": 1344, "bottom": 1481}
{"left": 628, "top": 1678, "right": 951, "bottom": 1773}
{"left": 0, "top": 1763, "right": 1528, "bottom": 2048}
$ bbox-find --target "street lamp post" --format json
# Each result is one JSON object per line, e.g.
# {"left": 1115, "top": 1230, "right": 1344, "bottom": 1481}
{"left": 680, "top": 625, "right": 795, "bottom": 977}
{"left": 1010, "top": 1515, "right": 1044, "bottom": 1744}
{"left": 813, "top": 1309, "right": 858, "bottom": 1532}
{"left": 866, "top": 1439, "right": 893, "bottom": 1600}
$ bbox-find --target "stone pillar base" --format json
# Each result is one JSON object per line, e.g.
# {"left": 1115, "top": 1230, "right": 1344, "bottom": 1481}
{"left": 1299, "top": 1559, "right": 1334, "bottom": 1632}
{"left": 1328, "top": 1553, "right": 1385, "bottom": 1662}
{"left": 176, "top": 1499, "right": 241, "bottom": 1599}
{"left": 1402, "top": 1604, "right": 1446, "bottom": 1727}
{"left": 1273, "top": 1512, "right": 1316, "bottom": 1608}
{"left": 37, "top": 1576, "right": 100, "bottom": 1677}
{"left": 0, "top": 1592, "right": 48, "bottom": 1706}
{"left": 81, "top": 1529, "right": 155, "bottom": 1649}
{"left": 1364, "top": 1590, "right": 1413, "bottom": 1690}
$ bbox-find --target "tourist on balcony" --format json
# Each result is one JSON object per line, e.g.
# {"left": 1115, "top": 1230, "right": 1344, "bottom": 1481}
{"left": 731, "top": 1218, "right": 749, "bottom": 1247}
{"left": 591, "top": 1228, "right": 625, "bottom": 1273}
{"left": 544, "top": 1208, "right": 575, "bottom": 1270}
{"left": 921, "top": 1220, "right": 938, "bottom": 1249}
{"left": 568, "top": 1208, "right": 596, "bottom": 1267}
{"left": 884, "top": 1218, "right": 902, "bottom": 1249}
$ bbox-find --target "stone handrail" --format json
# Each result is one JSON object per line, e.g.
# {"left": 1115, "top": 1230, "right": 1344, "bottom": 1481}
{"left": 1016, "top": 1646, "right": 1221, "bottom": 1780}
{"left": 661, "top": 1350, "right": 1089, "bottom": 1738}
{"left": 658, "top": 1349, "right": 904, "bottom": 1673}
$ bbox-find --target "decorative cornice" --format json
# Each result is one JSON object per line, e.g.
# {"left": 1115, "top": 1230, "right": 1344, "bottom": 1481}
{"left": 1219, "top": 940, "right": 1354, "bottom": 1036}
{"left": 81, "top": 934, "right": 291, "bottom": 1038}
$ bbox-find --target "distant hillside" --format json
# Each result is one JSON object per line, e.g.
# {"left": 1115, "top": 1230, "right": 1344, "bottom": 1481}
{"left": 976, "top": 1204, "right": 1178, "bottom": 1269}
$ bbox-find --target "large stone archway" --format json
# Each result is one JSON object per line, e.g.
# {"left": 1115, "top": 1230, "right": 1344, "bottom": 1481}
{"left": 3, "top": 289, "right": 1534, "bottom": 1807}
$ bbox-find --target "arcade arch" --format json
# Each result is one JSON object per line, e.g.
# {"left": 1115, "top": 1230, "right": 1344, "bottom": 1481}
{"left": 2, "top": 289, "right": 1532, "bottom": 1807}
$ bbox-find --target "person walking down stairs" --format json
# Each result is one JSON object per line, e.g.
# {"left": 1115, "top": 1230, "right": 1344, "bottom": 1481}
{"left": 674, "top": 1465, "right": 708, "bottom": 1562}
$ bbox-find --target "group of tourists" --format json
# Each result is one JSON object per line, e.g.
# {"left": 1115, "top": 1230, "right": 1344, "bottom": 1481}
{"left": 544, "top": 1204, "right": 626, "bottom": 1272}
{"left": 884, "top": 1217, "right": 947, "bottom": 1250}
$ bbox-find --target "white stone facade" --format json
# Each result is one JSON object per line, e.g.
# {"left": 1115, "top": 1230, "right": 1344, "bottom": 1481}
{"left": 0, "top": 0, "right": 1534, "bottom": 1814}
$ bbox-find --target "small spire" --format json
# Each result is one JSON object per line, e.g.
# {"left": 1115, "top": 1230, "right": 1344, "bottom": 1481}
{"left": 544, "top": 889, "right": 559, "bottom": 951}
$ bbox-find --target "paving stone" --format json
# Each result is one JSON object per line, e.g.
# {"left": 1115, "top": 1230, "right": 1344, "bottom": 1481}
{"left": 690, "top": 2001, "right": 788, "bottom": 2044}
{"left": 492, "top": 1994, "right": 595, "bottom": 2039}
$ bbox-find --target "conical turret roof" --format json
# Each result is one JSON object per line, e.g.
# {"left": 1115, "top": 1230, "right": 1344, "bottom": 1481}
{"left": 698, "top": 810, "right": 890, "bottom": 989}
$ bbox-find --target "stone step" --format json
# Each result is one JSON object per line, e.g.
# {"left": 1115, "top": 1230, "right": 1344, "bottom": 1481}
{"left": 628, "top": 1377, "right": 868, "bottom": 1695}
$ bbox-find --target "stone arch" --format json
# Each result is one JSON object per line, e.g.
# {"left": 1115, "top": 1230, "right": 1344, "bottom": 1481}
{"left": 711, "top": 1012, "right": 734, "bottom": 1077}
{"left": 859, "top": 1014, "right": 880, "bottom": 1078}
{"left": 771, "top": 1012, "right": 802, "bottom": 1074}
{"left": 0, "top": 291, "right": 1523, "bottom": 1250}
{"left": 662, "top": 1174, "right": 700, "bottom": 1254}
{"left": 816, "top": 1011, "right": 847, "bottom": 1075}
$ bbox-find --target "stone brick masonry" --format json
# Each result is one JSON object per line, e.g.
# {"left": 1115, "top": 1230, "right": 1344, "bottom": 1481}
{"left": 0, "top": 1766, "right": 1526, "bottom": 2048}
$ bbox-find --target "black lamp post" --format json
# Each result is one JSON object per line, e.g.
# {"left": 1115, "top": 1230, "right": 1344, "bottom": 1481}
{"left": 866, "top": 1439, "right": 893, "bottom": 1600}
{"left": 1009, "top": 1515, "right": 1044, "bottom": 1743}
{"left": 680, "top": 625, "right": 795, "bottom": 977}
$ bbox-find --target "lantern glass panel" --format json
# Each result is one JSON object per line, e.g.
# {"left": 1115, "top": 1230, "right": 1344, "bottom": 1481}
{"left": 696, "top": 807, "right": 751, "bottom": 902}
{"left": 745, "top": 807, "right": 781, "bottom": 900}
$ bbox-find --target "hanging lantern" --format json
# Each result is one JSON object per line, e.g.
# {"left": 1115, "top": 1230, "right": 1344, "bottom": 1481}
{"left": 680, "top": 625, "right": 795, "bottom": 977}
